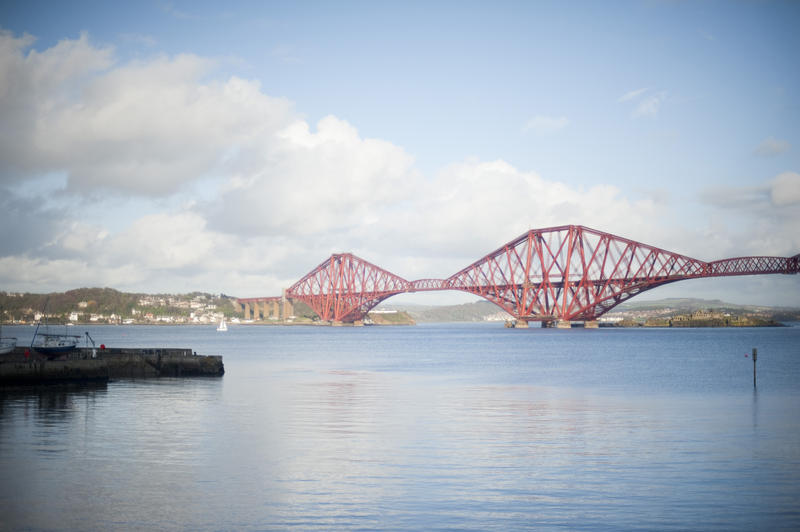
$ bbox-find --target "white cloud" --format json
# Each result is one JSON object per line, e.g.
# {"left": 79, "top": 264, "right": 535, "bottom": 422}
{"left": 771, "top": 172, "right": 800, "bottom": 206}
{"left": 0, "top": 207, "right": 307, "bottom": 295}
{"left": 701, "top": 172, "right": 800, "bottom": 211}
{"left": 699, "top": 172, "right": 800, "bottom": 258}
{"left": 522, "top": 115, "right": 569, "bottom": 134}
{"left": 754, "top": 136, "right": 790, "bottom": 157}
{"left": 0, "top": 31, "right": 114, "bottom": 177}
{"left": 207, "top": 114, "right": 421, "bottom": 238}
{"left": 0, "top": 31, "right": 294, "bottom": 195}
{"left": 618, "top": 87, "right": 667, "bottom": 118}
{"left": 370, "top": 159, "right": 668, "bottom": 267}
{"left": 618, "top": 87, "right": 649, "bottom": 103}
{"left": 633, "top": 91, "right": 667, "bottom": 118}
{"left": 159, "top": 2, "right": 195, "bottom": 20}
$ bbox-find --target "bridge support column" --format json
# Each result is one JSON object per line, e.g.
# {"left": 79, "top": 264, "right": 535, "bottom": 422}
{"left": 584, "top": 320, "right": 599, "bottom": 329}
{"left": 556, "top": 320, "right": 571, "bottom": 329}
{"left": 243, "top": 302, "right": 250, "bottom": 320}
{"left": 331, "top": 321, "right": 343, "bottom": 327}
{"left": 282, "top": 290, "right": 294, "bottom": 321}
{"left": 353, "top": 320, "right": 364, "bottom": 327}
{"left": 515, "top": 320, "right": 529, "bottom": 329}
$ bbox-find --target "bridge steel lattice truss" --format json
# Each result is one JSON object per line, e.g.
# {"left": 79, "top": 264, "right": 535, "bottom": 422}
{"left": 245, "top": 225, "right": 799, "bottom": 324}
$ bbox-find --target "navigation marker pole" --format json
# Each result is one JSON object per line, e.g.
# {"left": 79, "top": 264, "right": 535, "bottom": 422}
{"left": 752, "top": 347, "right": 757, "bottom": 388}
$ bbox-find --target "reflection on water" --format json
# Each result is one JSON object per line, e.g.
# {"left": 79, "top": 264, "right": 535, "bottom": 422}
{"left": 0, "top": 324, "right": 799, "bottom": 530}
{"left": 1, "top": 383, "right": 109, "bottom": 456}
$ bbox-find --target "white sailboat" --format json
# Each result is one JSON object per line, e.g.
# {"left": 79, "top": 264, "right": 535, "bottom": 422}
{"left": 216, "top": 317, "right": 228, "bottom": 332}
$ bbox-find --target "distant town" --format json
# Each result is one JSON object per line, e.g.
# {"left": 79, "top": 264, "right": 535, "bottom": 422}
{"left": 0, "top": 288, "right": 239, "bottom": 326}
{"left": 1, "top": 288, "right": 798, "bottom": 327}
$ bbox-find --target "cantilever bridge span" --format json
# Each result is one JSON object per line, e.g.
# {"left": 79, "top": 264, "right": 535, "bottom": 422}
{"left": 237, "top": 225, "right": 799, "bottom": 327}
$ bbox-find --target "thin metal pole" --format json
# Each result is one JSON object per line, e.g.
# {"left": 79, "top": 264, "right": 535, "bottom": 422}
{"left": 752, "top": 347, "right": 757, "bottom": 388}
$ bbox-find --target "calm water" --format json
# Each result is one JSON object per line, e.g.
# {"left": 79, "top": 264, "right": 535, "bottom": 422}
{"left": 1, "top": 323, "right": 799, "bottom": 531}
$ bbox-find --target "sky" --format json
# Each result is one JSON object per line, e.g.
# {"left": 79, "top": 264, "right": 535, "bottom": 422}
{"left": 0, "top": 0, "right": 799, "bottom": 306}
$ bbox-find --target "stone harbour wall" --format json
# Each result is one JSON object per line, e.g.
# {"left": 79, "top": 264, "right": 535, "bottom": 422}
{"left": 1, "top": 346, "right": 224, "bottom": 385}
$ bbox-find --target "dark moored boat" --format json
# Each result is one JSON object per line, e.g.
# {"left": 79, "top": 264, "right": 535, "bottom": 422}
{"left": 31, "top": 322, "right": 80, "bottom": 355}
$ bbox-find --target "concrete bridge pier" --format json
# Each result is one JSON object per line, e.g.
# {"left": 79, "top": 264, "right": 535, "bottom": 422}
{"left": 556, "top": 320, "right": 571, "bottom": 329}
{"left": 243, "top": 302, "right": 251, "bottom": 320}
{"left": 584, "top": 320, "right": 599, "bottom": 329}
{"left": 515, "top": 320, "right": 529, "bottom": 328}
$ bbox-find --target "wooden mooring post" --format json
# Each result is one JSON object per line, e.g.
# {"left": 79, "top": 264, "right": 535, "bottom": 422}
{"left": 752, "top": 347, "right": 757, "bottom": 388}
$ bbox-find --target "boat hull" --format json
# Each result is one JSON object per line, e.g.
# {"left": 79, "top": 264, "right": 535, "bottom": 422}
{"left": 0, "top": 342, "right": 16, "bottom": 355}
{"left": 31, "top": 333, "right": 80, "bottom": 355}
{"left": 33, "top": 344, "right": 78, "bottom": 354}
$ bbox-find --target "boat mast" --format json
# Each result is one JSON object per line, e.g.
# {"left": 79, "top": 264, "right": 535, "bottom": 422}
{"left": 31, "top": 321, "right": 41, "bottom": 349}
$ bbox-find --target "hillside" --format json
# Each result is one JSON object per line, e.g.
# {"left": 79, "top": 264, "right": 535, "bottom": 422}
{"left": 366, "top": 311, "right": 416, "bottom": 325}
{"left": 379, "top": 298, "right": 800, "bottom": 324}
{"left": 612, "top": 298, "right": 800, "bottom": 322}
{"left": 1, "top": 288, "right": 237, "bottom": 324}
{"left": 379, "top": 300, "right": 511, "bottom": 323}
{"left": 615, "top": 297, "right": 774, "bottom": 312}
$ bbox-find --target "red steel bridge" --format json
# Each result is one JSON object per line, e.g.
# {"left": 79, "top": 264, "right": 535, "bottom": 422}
{"left": 237, "top": 225, "right": 799, "bottom": 327}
